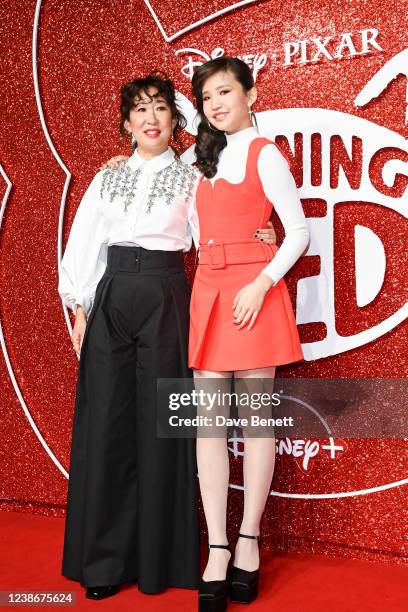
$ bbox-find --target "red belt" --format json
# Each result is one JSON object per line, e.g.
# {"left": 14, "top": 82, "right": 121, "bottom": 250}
{"left": 198, "top": 240, "right": 274, "bottom": 270}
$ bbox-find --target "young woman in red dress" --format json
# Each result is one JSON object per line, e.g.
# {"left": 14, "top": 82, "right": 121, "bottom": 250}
{"left": 189, "top": 58, "right": 309, "bottom": 611}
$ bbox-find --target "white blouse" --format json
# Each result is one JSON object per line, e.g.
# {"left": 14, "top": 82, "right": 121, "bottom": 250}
{"left": 207, "top": 126, "right": 309, "bottom": 283}
{"left": 58, "top": 147, "right": 200, "bottom": 315}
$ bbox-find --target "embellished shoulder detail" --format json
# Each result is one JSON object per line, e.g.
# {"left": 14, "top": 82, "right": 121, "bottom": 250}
{"left": 100, "top": 158, "right": 200, "bottom": 214}
{"left": 100, "top": 164, "right": 142, "bottom": 212}
{"left": 147, "top": 158, "right": 200, "bottom": 213}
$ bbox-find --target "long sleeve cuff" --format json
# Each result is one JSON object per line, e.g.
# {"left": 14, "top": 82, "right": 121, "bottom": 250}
{"left": 59, "top": 292, "right": 93, "bottom": 316}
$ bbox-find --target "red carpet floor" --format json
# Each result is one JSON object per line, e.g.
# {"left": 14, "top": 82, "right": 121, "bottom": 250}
{"left": 1, "top": 511, "right": 407, "bottom": 611}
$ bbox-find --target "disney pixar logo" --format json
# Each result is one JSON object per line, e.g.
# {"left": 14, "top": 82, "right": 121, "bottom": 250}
{"left": 175, "top": 28, "right": 383, "bottom": 80}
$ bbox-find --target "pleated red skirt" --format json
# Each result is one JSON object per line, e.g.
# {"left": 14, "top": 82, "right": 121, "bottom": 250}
{"left": 189, "top": 243, "right": 303, "bottom": 371}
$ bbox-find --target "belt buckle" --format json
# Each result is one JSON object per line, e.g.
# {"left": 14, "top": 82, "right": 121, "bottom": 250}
{"left": 134, "top": 250, "right": 141, "bottom": 272}
{"left": 209, "top": 243, "right": 226, "bottom": 270}
{"left": 119, "top": 247, "right": 140, "bottom": 272}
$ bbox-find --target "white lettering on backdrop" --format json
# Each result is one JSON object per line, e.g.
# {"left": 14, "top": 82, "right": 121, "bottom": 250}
{"left": 175, "top": 28, "right": 383, "bottom": 78}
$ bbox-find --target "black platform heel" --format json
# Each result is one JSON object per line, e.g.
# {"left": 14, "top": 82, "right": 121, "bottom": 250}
{"left": 229, "top": 533, "right": 260, "bottom": 604}
{"left": 198, "top": 544, "right": 231, "bottom": 612}
{"left": 85, "top": 585, "right": 120, "bottom": 600}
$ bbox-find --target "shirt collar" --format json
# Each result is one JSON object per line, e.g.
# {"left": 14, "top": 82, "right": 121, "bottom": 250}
{"left": 225, "top": 126, "right": 259, "bottom": 145}
{"left": 127, "top": 146, "right": 176, "bottom": 172}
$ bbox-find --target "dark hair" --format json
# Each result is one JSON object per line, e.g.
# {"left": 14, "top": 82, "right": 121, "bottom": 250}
{"left": 192, "top": 57, "right": 254, "bottom": 178}
{"left": 119, "top": 71, "right": 186, "bottom": 153}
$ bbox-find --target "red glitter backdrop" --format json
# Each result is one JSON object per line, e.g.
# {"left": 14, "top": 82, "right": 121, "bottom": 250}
{"left": 1, "top": 0, "right": 407, "bottom": 564}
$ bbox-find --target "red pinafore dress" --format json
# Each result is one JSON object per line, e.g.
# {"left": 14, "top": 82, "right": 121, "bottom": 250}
{"left": 188, "top": 137, "right": 304, "bottom": 371}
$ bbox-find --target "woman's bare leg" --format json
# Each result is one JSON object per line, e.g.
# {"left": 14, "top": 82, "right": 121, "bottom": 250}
{"left": 194, "top": 369, "right": 232, "bottom": 581}
{"left": 233, "top": 366, "right": 276, "bottom": 571}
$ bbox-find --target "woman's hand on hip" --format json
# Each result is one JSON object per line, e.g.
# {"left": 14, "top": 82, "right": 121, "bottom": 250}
{"left": 71, "top": 306, "right": 87, "bottom": 358}
{"left": 232, "top": 274, "right": 274, "bottom": 330}
{"left": 254, "top": 220, "right": 276, "bottom": 244}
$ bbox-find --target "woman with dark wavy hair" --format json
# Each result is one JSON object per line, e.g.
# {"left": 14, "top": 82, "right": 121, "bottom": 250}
{"left": 189, "top": 57, "right": 309, "bottom": 611}
{"left": 58, "top": 73, "right": 202, "bottom": 600}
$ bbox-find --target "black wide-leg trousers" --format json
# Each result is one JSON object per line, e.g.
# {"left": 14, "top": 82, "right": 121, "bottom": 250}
{"left": 62, "top": 246, "right": 199, "bottom": 592}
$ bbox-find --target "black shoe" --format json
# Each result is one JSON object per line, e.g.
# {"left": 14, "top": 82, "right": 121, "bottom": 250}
{"left": 85, "top": 585, "right": 120, "bottom": 600}
{"left": 229, "top": 534, "right": 260, "bottom": 604}
{"left": 198, "top": 543, "right": 231, "bottom": 612}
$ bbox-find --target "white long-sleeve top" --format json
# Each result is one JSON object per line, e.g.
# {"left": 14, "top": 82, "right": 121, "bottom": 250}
{"left": 58, "top": 147, "right": 200, "bottom": 315}
{"left": 206, "top": 126, "right": 309, "bottom": 284}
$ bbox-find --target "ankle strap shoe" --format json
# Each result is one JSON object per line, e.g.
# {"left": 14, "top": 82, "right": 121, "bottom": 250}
{"left": 199, "top": 543, "right": 231, "bottom": 612}
{"left": 229, "top": 534, "right": 260, "bottom": 604}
